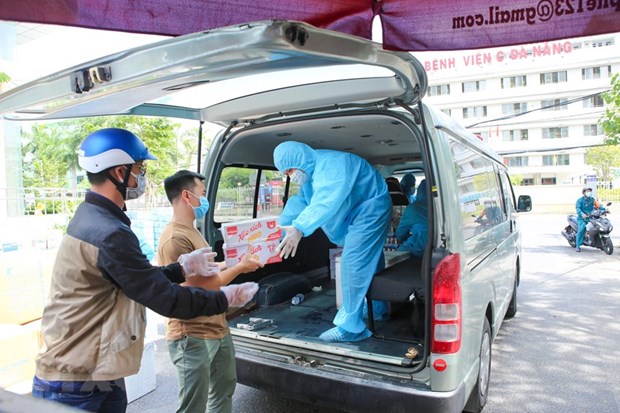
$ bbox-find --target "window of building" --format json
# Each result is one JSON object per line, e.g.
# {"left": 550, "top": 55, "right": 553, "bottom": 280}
{"left": 428, "top": 84, "right": 451, "bottom": 96}
{"left": 542, "top": 127, "right": 568, "bottom": 139}
{"left": 542, "top": 154, "right": 570, "bottom": 166}
{"left": 541, "top": 177, "right": 557, "bottom": 185}
{"left": 507, "top": 156, "right": 528, "bottom": 167}
{"left": 462, "top": 80, "right": 486, "bottom": 93}
{"left": 441, "top": 108, "right": 452, "bottom": 116}
{"left": 501, "top": 102, "right": 528, "bottom": 115}
{"left": 583, "top": 94, "right": 604, "bottom": 108}
{"left": 521, "top": 178, "right": 534, "bottom": 186}
{"left": 581, "top": 66, "right": 612, "bottom": 79}
{"left": 541, "top": 98, "right": 568, "bottom": 111}
{"left": 501, "top": 75, "right": 527, "bottom": 89}
{"left": 540, "top": 71, "right": 567, "bottom": 84}
{"left": 462, "top": 106, "right": 487, "bottom": 118}
{"left": 583, "top": 124, "right": 603, "bottom": 136}
{"left": 476, "top": 131, "right": 489, "bottom": 141}
{"left": 502, "top": 129, "right": 529, "bottom": 141}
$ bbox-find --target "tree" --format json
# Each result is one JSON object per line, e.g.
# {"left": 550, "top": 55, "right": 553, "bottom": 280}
{"left": 585, "top": 145, "right": 620, "bottom": 182}
{"left": 0, "top": 72, "right": 10, "bottom": 83}
{"left": 600, "top": 73, "right": 620, "bottom": 145}
{"left": 21, "top": 116, "right": 200, "bottom": 202}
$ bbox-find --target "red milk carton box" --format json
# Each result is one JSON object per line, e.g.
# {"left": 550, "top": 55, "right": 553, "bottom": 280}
{"left": 221, "top": 216, "right": 281, "bottom": 245}
{"left": 223, "top": 239, "right": 283, "bottom": 268}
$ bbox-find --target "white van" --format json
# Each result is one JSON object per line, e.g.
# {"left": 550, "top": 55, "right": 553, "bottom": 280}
{"left": 0, "top": 20, "right": 531, "bottom": 412}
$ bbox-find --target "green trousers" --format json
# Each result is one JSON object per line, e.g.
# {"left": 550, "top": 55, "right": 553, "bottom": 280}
{"left": 167, "top": 334, "right": 236, "bottom": 413}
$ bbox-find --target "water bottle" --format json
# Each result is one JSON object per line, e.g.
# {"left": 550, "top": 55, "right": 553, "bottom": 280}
{"left": 291, "top": 293, "right": 304, "bottom": 305}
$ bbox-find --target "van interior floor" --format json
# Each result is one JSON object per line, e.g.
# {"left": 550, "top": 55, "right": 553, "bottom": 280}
{"left": 229, "top": 281, "right": 423, "bottom": 361}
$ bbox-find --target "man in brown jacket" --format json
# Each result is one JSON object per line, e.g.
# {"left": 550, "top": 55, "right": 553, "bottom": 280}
{"left": 32, "top": 129, "right": 246, "bottom": 412}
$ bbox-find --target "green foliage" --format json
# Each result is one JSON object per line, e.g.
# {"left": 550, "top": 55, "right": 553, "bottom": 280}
{"left": 21, "top": 116, "right": 201, "bottom": 199}
{"left": 510, "top": 174, "right": 523, "bottom": 186}
{"left": 585, "top": 145, "right": 620, "bottom": 182}
{"left": 597, "top": 187, "right": 620, "bottom": 203}
{"left": 601, "top": 73, "right": 620, "bottom": 145}
{"left": 219, "top": 167, "right": 255, "bottom": 189}
{"left": 0, "top": 72, "right": 10, "bottom": 83}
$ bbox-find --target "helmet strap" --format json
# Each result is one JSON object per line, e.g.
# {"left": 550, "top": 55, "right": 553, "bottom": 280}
{"left": 106, "top": 165, "right": 133, "bottom": 201}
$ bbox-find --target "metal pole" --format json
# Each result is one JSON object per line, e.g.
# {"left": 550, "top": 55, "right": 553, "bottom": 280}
{"left": 197, "top": 121, "right": 204, "bottom": 173}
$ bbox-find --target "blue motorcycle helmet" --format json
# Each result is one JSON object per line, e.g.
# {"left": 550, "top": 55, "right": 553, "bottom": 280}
{"left": 78, "top": 128, "right": 157, "bottom": 173}
{"left": 78, "top": 128, "right": 157, "bottom": 200}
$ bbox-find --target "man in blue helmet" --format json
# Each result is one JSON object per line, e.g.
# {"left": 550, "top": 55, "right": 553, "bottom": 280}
{"left": 273, "top": 141, "right": 392, "bottom": 342}
{"left": 32, "top": 128, "right": 255, "bottom": 412}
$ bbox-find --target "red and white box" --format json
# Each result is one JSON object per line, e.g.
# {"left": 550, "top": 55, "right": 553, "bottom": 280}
{"left": 221, "top": 216, "right": 282, "bottom": 245}
{"left": 221, "top": 216, "right": 283, "bottom": 266}
{"left": 223, "top": 240, "right": 282, "bottom": 268}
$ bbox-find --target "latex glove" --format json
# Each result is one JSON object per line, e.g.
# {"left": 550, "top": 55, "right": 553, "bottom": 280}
{"left": 276, "top": 225, "right": 303, "bottom": 259}
{"left": 221, "top": 282, "right": 259, "bottom": 307}
{"left": 237, "top": 253, "right": 265, "bottom": 273}
{"left": 178, "top": 247, "right": 220, "bottom": 278}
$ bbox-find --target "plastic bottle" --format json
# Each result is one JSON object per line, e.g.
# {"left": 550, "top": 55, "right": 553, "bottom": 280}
{"left": 291, "top": 293, "right": 304, "bottom": 305}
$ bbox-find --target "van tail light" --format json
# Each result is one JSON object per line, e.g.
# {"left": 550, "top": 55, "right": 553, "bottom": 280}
{"left": 431, "top": 253, "right": 462, "bottom": 354}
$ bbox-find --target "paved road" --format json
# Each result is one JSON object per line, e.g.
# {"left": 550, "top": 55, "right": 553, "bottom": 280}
{"left": 128, "top": 213, "right": 620, "bottom": 413}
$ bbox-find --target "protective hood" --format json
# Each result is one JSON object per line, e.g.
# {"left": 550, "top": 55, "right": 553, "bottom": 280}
{"left": 273, "top": 141, "right": 316, "bottom": 176}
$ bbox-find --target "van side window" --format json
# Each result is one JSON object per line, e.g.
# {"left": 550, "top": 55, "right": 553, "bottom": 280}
{"left": 498, "top": 171, "right": 516, "bottom": 215}
{"left": 213, "top": 166, "right": 287, "bottom": 223}
{"left": 449, "top": 138, "right": 504, "bottom": 239}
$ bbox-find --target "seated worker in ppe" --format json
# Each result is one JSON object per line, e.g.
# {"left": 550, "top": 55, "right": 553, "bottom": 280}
{"left": 575, "top": 186, "right": 606, "bottom": 252}
{"left": 158, "top": 170, "right": 261, "bottom": 413}
{"left": 400, "top": 173, "right": 417, "bottom": 204}
{"left": 273, "top": 141, "right": 392, "bottom": 343}
{"left": 475, "top": 199, "right": 502, "bottom": 225}
{"left": 395, "top": 179, "right": 428, "bottom": 257}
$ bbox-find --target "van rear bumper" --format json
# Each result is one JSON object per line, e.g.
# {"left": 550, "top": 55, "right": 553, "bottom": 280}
{"left": 235, "top": 349, "right": 467, "bottom": 413}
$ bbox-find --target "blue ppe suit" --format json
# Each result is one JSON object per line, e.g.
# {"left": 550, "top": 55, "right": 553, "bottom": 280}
{"left": 274, "top": 141, "right": 392, "bottom": 335}
{"left": 575, "top": 195, "right": 604, "bottom": 248}
{"left": 400, "top": 173, "right": 417, "bottom": 204}
{"left": 395, "top": 179, "right": 428, "bottom": 256}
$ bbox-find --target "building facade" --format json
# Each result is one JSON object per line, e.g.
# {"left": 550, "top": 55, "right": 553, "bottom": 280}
{"left": 420, "top": 33, "right": 619, "bottom": 187}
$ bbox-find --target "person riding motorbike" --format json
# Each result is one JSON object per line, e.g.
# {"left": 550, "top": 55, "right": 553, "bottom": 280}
{"left": 575, "top": 186, "right": 606, "bottom": 252}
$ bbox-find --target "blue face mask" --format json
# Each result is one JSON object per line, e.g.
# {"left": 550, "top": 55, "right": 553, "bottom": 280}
{"left": 188, "top": 191, "right": 209, "bottom": 220}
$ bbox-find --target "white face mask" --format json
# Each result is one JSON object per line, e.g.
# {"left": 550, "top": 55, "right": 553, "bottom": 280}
{"left": 290, "top": 169, "right": 307, "bottom": 185}
{"left": 585, "top": 191, "right": 592, "bottom": 198}
{"left": 125, "top": 172, "right": 146, "bottom": 200}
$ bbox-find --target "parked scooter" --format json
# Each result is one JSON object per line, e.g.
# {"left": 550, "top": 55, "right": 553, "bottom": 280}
{"left": 562, "top": 202, "right": 613, "bottom": 255}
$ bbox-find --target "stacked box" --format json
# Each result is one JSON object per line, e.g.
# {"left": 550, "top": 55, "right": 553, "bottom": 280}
{"left": 221, "top": 217, "right": 283, "bottom": 267}
{"left": 0, "top": 324, "right": 39, "bottom": 389}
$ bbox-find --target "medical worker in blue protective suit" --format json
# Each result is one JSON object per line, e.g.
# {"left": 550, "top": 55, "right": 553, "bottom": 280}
{"left": 395, "top": 179, "right": 428, "bottom": 257}
{"left": 273, "top": 141, "right": 392, "bottom": 342}
{"left": 400, "top": 173, "right": 417, "bottom": 204}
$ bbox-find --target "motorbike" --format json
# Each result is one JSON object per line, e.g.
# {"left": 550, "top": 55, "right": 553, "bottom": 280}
{"left": 562, "top": 202, "right": 613, "bottom": 255}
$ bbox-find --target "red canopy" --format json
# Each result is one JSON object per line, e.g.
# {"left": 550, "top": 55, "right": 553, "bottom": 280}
{"left": 1, "top": 0, "right": 619, "bottom": 50}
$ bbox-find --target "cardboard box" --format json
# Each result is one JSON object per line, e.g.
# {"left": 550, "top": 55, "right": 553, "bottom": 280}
{"left": 221, "top": 216, "right": 281, "bottom": 245}
{"left": 125, "top": 341, "right": 156, "bottom": 403}
{"left": 0, "top": 248, "right": 55, "bottom": 325}
{"left": 224, "top": 240, "right": 282, "bottom": 268}
{"left": 0, "top": 324, "right": 39, "bottom": 389}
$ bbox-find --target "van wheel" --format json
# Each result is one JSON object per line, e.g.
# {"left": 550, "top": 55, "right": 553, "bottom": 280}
{"left": 463, "top": 318, "right": 491, "bottom": 413}
{"left": 505, "top": 276, "right": 518, "bottom": 319}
